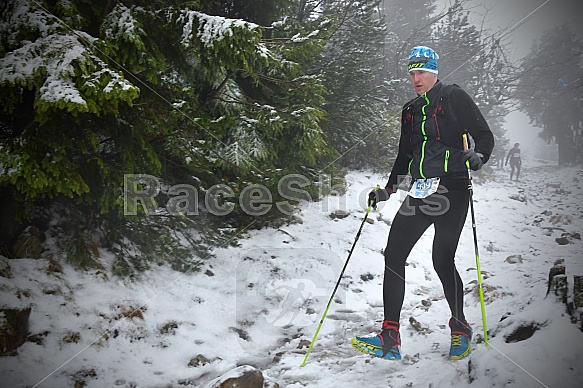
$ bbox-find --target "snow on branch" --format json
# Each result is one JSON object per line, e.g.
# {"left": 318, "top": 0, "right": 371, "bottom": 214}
{"left": 176, "top": 10, "right": 261, "bottom": 49}
{"left": 0, "top": 0, "right": 61, "bottom": 48}
{"left": 0, "top": 33, "right": 139, "bottom": 120}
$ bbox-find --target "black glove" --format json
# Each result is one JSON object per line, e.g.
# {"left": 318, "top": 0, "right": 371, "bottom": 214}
{"left": 462, "top": 149, "right": 484, "bottom": 171}
{"left": 368, "top": 188, "right": 391, "bottom": 210}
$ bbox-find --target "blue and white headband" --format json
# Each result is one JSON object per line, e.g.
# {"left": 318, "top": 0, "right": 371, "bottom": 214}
{"left": 408, "top": 46, "right": 439, "bottom": 74}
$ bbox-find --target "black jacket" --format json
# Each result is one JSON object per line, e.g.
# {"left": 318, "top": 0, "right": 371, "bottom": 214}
{"left": 386, "top": 81, "right": 495, "bottom": 192}
{"left": 506, "top": 148, "right": 521, "bottom": 165}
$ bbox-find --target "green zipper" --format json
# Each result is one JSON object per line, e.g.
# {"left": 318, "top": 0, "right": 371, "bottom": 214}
{"left": 418, "top": 94, "right": 430, "bottom": 179}
{"left": 444, "top": 149, "right": 450, "bottom": 172}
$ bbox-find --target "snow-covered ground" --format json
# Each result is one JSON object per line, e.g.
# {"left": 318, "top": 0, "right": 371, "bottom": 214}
{"left": 1, "top": 161, "right": 582, "bottom": 388}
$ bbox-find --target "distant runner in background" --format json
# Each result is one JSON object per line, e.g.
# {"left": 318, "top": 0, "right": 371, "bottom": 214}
{"left": 505, "top": 143, "right": 522, "bottom": 181}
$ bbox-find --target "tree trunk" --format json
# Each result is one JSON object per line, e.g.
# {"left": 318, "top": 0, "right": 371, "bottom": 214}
{"left": 0, "top": 307, "right": 31, "bottom": 355}
{"left": 556, "top": 121, "right": 579, "bottom": 165}
{"left": 547, "top": 262, "right": 568, "bottom": 303}
{"left": 574, "top": 275, "right": 583, "bottom": 333}
{"left": 0, "top": 188, "right": 25, "bottom": 256}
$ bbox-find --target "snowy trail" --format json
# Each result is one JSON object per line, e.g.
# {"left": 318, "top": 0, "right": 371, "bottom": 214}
{"left": 255, "top": 164, "right": 583, "bottom": 388}
{"left": 1, "top": 163, "right": 582, "bottom": 388}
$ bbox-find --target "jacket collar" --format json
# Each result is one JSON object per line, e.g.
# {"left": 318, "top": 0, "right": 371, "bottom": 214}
{"left": 420, "top": 80, "right": 443, "bottom": 100}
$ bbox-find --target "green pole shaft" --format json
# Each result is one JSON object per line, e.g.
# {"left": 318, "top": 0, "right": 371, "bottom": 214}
{"left": 300, "top": 290, "right": 334, "bottom": 367}
{"left": 301, "top": 195, "right": 375, "bottom": 367}
{"left": 463, "top": 134, "right": 489, "bottom": 348}
{"left": 468, "top": 185, "right": 489, "bottom": 348}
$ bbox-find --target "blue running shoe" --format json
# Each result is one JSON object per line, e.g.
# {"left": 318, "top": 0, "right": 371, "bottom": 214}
{"left": 352, "top": 320, "right": 401, "bottom": 360}
{"left": 449, "top": 318, "right": 472, "bottom": 360}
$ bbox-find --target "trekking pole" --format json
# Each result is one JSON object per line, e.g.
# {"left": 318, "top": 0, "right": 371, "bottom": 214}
{"left": 462, "top": 134, "right": 489, "bottom": 348}
{"left": 301, "top": 186, "right": 378, "bottom": 367}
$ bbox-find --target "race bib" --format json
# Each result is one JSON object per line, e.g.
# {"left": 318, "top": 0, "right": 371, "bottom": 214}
{"left": 409, "top": 177, "right": 440, "bottom": 199}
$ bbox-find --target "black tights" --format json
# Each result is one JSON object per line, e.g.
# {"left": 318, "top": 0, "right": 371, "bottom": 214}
{"left": 383, "top": 189, "right": 469, "bottom": 323}
{"left": 510, "top": 162, "right": 521, "bottom": 180}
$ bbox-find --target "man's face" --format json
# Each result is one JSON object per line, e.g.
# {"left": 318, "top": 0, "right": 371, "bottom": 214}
{"left": 409, "top": 70, "right": 438, "bottom": 95}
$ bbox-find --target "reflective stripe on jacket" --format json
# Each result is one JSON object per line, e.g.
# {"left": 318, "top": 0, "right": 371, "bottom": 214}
{"left": 386, "top": 82, "right": 494, "bottom": 192}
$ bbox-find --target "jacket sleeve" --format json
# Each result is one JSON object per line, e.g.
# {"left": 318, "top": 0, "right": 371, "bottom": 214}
{"left": 385, "top": 105, "right": 413, "bottom": 192}
{"left": 451, "top": 87, "right": 495, "bottom": 163}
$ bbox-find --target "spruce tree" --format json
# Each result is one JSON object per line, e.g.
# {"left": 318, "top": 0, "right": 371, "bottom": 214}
{"left": 516, "top": 25, "right": 583, "bottom": 165}
{"left": 0, "top": 0, "right": 335, "bottom": 274}
{"left": 307, "top": 0, "right": 393, "bottom": 170}
{"left": 433, "top": 5, "right": 513, "bottom": 157}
